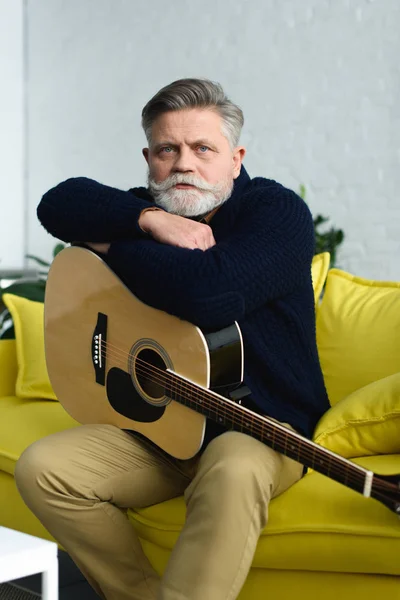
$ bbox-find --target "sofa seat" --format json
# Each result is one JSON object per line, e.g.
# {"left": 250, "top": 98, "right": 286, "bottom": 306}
{"left": 1, "top": 392, "right": 398, "bottom": 582}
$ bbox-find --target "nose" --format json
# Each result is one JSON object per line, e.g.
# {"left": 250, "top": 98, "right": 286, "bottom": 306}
{"left": 172, "top": 147, "right": 195, "bottom": 173}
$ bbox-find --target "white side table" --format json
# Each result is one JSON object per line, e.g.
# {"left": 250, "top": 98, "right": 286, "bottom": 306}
{"left": 0, "top": 526, "right": 58, "bottom": 600}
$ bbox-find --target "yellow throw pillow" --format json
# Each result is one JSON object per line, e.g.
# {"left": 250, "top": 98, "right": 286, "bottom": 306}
{"left": 0, "top": 339, "right": 18, "bottom": 397}
{"left": 311, "top": 252, "right": 330, "bottom": 305}
{"left": 316, "top": 269, "right": 400, "bottom": 406}
{"left": 313, "top": 373, "right": 400, "bottom": 458}
{"left": 2, "top": 294, "right": 57, "bottom": 400}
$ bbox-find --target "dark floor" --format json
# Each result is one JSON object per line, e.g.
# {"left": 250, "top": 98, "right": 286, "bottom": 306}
{"left": 11, "top": 550, "right": 101, "bottom": 600}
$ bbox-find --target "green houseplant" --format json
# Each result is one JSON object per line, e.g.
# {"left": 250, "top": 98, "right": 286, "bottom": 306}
{"left": 299, "top": 185, "right": 344, "bottom": 268}
{"left": 0, "top": 243, "right": 65, "bottom": 338}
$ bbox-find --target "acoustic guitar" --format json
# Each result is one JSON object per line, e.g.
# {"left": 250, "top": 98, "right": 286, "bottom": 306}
{"left": 44, "top": 246, "right": 400, "bottom": 515}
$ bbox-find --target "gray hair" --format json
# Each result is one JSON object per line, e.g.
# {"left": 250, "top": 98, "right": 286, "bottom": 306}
{"left": 141, "top": 78, "right": 244, "bottom": 149}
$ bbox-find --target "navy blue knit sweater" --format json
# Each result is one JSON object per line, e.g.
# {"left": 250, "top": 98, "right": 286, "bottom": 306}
{"left": 37, "top": 166, "right": 329, "bottom": 438}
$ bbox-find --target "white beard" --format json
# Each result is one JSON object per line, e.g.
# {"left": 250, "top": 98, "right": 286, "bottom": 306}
{"left": 147, "top": 172, "right": 234, "bottom": 217}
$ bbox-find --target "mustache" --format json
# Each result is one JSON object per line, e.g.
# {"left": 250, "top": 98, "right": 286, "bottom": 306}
{"left": 148, "top": 173, "right": 224, "bottom": 194}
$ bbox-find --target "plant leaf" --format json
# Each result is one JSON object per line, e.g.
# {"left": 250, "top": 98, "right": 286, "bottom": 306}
{"left": 53, "top": 243, "right": 66, "bottom": 257}
{"left": 25, "top": 254, "right": 51, "bottom": 267}
{"left": 0, "top": 280, "right": 46, "bottom": 303}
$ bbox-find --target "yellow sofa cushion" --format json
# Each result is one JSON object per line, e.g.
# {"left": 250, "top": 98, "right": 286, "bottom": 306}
{"left": 2, "top": 294, "right": 56, "bottom": 400}
{"left": 0, "top": 395, "right": 79, "bottom": 475}
{"left": 0, "top": 339, "right": 18, "bottom": 398}
{"left": 311, "top": 252, "right": 330, "bottom": 304}
{"left": 313, "top": 373, "right": 400, "bottom": 458}
{"left": 316, "top": 269, "right": 400, "bottom": 406}
{"left": 129, "top": 453, "right": 400, "bottom": 575}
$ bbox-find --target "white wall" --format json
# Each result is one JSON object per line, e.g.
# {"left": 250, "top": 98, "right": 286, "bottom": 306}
{"left": 25, "top": 0, "right": 400, "bottom": 279}
{"left": 0, "top": 0, "right": 25, "bottom": 270}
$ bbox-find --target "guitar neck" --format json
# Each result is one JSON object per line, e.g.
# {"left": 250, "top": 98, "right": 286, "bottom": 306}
{"left": 166, "top": 370, "right": 372, "bottom": 497}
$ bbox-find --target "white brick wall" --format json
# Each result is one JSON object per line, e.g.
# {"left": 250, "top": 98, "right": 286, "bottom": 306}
{"left": 0, "top": 0, "right": 24, "bottom": 270}
{"left": 26, "top": 0, "right": 400, "bottom": 279}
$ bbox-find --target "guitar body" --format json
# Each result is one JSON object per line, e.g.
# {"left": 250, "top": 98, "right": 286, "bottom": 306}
{"left": 44, "top": 246, "right": 243, "bottom": 459}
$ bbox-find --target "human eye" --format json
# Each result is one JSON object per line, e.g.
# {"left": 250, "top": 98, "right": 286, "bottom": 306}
{"left": 159, "top": 146, "right": 174, "bottom": 154}
{"left": 197, "top": 145, "right": 209, "bottom": 153}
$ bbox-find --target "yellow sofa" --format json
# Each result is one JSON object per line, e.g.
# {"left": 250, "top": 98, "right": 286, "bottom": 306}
{"left": 1, "top": 255, "right": 399, "bottom": 599}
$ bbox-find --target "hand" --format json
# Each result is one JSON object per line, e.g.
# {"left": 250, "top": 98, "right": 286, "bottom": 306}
{"left": 139, "top": 210, "right": 216, "bottom": 251}
{"left": 85, "top": 242, "right": 111, "bottom": 254}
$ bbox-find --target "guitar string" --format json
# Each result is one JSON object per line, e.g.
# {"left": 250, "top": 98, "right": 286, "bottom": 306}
{"left": 94, "top": 342, "right": 396, "bottom": 493}
{"left": 100, "top": 346, "right": 399, "bottom": 495}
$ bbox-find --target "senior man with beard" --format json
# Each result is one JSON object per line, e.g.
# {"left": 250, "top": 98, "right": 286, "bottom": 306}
{"left": 15, "top": 78, "right": 329, "bottom": 600}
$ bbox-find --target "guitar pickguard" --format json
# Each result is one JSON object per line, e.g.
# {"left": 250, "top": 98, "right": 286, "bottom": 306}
{"left": 106, "top": 367, "right": 165, "bottom": 422}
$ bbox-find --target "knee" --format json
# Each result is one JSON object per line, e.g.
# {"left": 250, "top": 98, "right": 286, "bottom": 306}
{"left": 197, "top": 452, "right": 274, "bottom": 501}
{"left": 214, "top": 453, "right": 269, "bottom": 491}
{"left": 190, "top": 433, "right": 281, "bottom": 500}
{"left": 15, "top": 437, "right": 63, "bottom": 502}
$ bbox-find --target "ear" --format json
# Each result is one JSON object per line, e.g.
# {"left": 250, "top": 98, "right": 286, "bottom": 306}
{"left": 232, "top": 146, "right": 246, "bottom": 179}
{"left": 142, "top": 148, "right": 149, "bottom": 164}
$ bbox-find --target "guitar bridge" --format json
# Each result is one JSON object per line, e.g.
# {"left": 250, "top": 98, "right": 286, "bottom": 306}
{"left": 92, "top": 312, "right": 107, "bottom": 385}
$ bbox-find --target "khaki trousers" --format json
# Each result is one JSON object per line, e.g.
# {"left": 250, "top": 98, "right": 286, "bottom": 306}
{"left": 15, "top": 424, "right": 303, "bottom": 600}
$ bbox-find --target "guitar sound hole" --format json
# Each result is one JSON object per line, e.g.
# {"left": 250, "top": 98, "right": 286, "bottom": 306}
{"left": 135, "top": 348, "right": 167, "bottom": 402}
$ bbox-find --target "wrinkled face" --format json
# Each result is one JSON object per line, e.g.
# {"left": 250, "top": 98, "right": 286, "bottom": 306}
{"left": 143, "top": 108, "right": 245, "bottom": 217}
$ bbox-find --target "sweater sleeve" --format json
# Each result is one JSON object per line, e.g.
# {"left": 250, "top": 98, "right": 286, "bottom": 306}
{"left": 37, "top": 177, "right": 158, "bottom": 243}
{"left": 106, "top": 186, "right": 315, "bottom": 330}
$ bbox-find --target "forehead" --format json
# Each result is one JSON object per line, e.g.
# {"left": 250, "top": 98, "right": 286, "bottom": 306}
{"left": 150, "top": 108, "right": 225, "bottom": 144}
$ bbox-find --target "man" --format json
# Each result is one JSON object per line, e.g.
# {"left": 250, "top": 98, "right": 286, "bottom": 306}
{"left": 15, "top": 78, "right": 329, "bottom": 600}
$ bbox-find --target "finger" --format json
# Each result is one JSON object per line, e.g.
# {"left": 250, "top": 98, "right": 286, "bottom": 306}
{"left": 202, "top": 225, "right": 215, "bottom": 248}
{"left": 196, "top": 234, "right": 205, "bottom": 251}
{"left": 194, "top": 238, "right": 206, "bottom": 251}
{"left": 178, "top": 237, "right": 198, "bottom": 250}
{"left": 203, "top": 233, "right": 215, "bottom": 250}
{"left": 201, "top": 235, "right": 212, "bottom": 251}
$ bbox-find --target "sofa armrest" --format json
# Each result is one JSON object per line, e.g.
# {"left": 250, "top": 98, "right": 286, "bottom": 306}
{"left": 0, "top": 339, "right": 17, "bottom": 397}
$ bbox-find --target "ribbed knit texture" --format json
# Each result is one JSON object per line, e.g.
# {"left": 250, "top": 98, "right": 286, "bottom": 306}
{"left": 37, "top": 167, "right": 329, "bottom": 438}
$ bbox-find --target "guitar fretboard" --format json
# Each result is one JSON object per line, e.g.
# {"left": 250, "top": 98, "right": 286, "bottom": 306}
{"left": 165, "top": 370, "right": 370, "bottom": 496}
